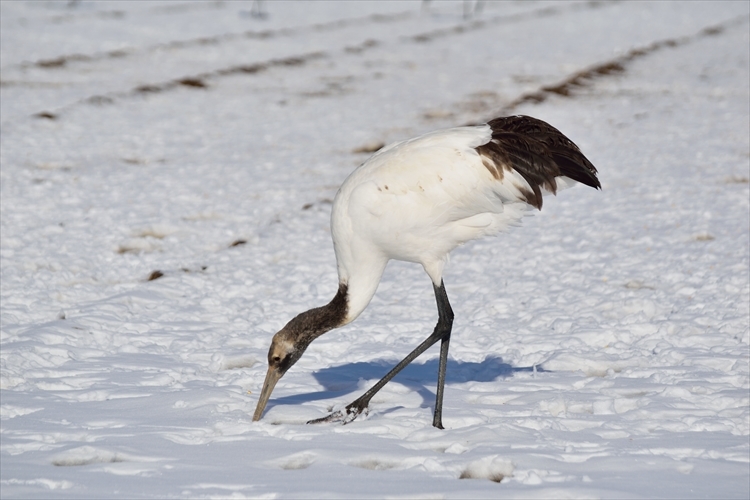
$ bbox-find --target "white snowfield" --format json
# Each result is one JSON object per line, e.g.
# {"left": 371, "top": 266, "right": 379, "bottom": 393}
{"left": 1, "top": 1, "right": 748, "bottom": 498}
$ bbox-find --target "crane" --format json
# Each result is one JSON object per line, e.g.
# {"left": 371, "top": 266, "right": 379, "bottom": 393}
{"left": 252, "top": 115, "right": 600, "bottom": 429}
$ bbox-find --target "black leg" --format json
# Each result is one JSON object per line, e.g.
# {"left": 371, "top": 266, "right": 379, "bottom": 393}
{"left": 308, "top": 281, "right": 454, "bottom": 428}
{"left": 432, "top": 282, "right": 453, "bottom": 428}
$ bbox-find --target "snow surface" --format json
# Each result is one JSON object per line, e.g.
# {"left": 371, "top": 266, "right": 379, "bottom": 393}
{"left": 1, "top": 1, "right": 749, "bottom": 498}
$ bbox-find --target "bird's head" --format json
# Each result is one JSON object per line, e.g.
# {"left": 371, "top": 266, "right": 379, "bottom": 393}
{"left": 252, "top": 318, "right": 313, "bottom": 422}
{"left": 252, "top": 286, "right": 348, "bottom": 421}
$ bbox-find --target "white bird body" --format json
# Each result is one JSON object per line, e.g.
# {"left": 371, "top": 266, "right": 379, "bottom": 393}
{"left": 253, "top": 115, "right": 600, "bottom": 428}
{"left": 333, "top": 124, "right": 569, "bottom": 323}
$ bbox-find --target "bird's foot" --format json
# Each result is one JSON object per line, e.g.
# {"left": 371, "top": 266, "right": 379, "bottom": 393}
{"left": 306, "top": 411, "right": 343, "bottom": 425}
{"left": 341, "top": 402, "right": 369, "bottom": 424}
{"left": 306, "top": 401, "right": 369, "bottom": 425}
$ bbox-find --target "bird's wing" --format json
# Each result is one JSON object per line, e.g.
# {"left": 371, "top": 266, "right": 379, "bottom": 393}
{"left": 477, "top": 115, "right": 600, "bottom": 210}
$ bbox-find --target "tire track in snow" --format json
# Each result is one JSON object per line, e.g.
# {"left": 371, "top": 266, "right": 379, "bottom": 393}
{"left": 26, "top": 1, "right": 614, "bottom": 121}
{"left": 9, "top": 1, "right": 230, "bottom": 28}
{"left": 405, "top": 0, "right": 613, "bottom": 43}
{"left": 17, "top": 1, "right": 604, "bottom": 71}
{"left": 18, "top": 11, "right": 414, "bottom": 71}
{"left": 496, "top": 14, "right": 750, "bottom": 115}
{"left": 330, "top": 12, "right": 749, "bottom": 150}
{"left": 28, "top": 50, "right": 328, "bottom": 120}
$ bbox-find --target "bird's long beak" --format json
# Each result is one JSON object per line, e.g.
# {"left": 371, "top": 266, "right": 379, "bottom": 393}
{"left": 253, "top": 365, "right": 282, "bottom": 421}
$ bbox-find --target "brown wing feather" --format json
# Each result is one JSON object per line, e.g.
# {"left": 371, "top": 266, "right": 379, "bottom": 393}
{"left": 476, "top": 115, "right": 600, "bottom": 209}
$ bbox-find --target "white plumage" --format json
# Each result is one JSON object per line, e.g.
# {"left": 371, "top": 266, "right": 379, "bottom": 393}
{"left": 334, "top": 124, "right": 558, "bottom": 324}
{"left": 253, "top": 115, "right": 600, "bottom": 428}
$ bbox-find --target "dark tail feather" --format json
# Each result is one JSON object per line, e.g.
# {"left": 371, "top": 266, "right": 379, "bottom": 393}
{"left": 552, "top": 152, "right": 601, "bottom": 189}
{"left": 480, "top": 115, "right": 601, "bottom": 202}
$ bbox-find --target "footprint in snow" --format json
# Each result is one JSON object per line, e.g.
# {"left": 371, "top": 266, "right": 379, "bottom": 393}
{"left": 348, "top": 457, "right": 399, "bottom": 471}
{"left": 270, "top": 451, "right": 317, "bottom": 470}
{"left": 459, "top": 456, "right": 514, "bottom": 483}
{"left": 51, "top": 446, "right": 127, "bottom": 467}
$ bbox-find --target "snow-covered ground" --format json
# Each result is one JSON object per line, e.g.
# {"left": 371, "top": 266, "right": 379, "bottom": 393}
{"left": 1, "top": 1, "right": 748, "bottom": 498}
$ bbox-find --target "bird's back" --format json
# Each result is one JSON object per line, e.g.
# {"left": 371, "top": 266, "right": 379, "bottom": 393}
{"left": 330, "top": 116, "right": 599, "bottom": 321}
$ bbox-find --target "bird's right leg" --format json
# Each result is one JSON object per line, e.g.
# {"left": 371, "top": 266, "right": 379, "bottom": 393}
{"left": 308, "top": 281, "right": 453, "bottom": 426}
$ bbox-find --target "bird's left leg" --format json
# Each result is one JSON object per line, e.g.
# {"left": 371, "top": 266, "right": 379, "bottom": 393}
{"left": 308, "top": 281, "right": 453, "bottom": 427}
{"left": 432, "top": 281, "right": 453, "bottom": 429}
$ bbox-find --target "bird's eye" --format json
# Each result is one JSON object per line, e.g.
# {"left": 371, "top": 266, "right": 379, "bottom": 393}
{"left": 272, "top": 356, "right": 281, "bottom": 364}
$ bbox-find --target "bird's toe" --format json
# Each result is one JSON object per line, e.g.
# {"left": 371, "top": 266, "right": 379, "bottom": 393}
{"left": 306, "top": 410, "right": 344, "bottom": 425}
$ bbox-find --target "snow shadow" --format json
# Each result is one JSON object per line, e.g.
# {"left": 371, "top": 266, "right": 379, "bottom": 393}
{"left": 269, "top": 356, "right": 542, "bottom": 411}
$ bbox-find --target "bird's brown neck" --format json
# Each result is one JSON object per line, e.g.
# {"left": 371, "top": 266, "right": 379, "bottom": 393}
{"left": 288, "top": 283, "right": 349, "bottom": 346}
{"left": 313, "top": 282, "right": 349, "bottom": 336}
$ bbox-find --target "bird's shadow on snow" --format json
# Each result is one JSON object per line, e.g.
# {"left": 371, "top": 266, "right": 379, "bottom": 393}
{"left": 268, "top": 355, "right": 542, "bottom": 412}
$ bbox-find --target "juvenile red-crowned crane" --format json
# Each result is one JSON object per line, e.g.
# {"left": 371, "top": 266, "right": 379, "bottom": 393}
{"left": 253, "top": 115, "right": 600, "bottom": 428}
